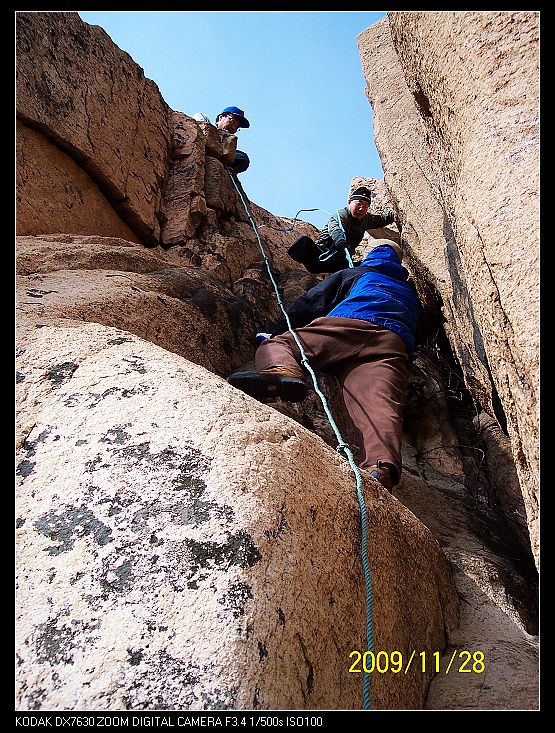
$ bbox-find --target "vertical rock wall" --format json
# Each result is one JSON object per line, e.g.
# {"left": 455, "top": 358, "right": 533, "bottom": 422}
{"left": 17, "top": 9, "right": 539, "bottom": 711}
{"left": 16, "top": 11, "right": 172, "bottom": 244}
{"left": 357, "top": 12, "right": 539, "bottom": 567}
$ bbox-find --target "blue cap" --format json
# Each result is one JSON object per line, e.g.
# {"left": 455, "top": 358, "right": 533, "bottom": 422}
{"left": 220, "top": 106, "right": 250, "bottom": 128}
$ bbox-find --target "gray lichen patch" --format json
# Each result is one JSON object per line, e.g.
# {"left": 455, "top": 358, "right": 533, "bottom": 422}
{"left": 98, "top": 439, "right": 232, "bottom": 531}
{"left": 218, "top": 580, "right": 253, "bottom": 619}
{"left": 63, "top": 384, "right": 150, "bottom": 409}
{"left": 120, "top": 651, "right": 205, "bottom": 710}
{"left": 33, "top": 616, "right": 102, "bottom": 667}
{"left": 100, "top": 558, "right": 134, "bottom": 595}
{"left": 34, "top": 506, "right": 113, "bottom": 555}
{"left": 98, "top": 436, "right": 212, "bottom": 483}
{"left": 184, "top": 531, "right": 262, "bottom": 581}
{"left": 21, "top": 428, "right": 53, "bottom": 458}
{"left": 200, "top": 687, "right": 239, "bottom": 711}
{"left": 127, "top": 648, "right": 144, "bottom": 666}
{"left": 35, "top": 621, "right": 79, "bottom": 666}
{"left": 130, "top": 492, "right": 231, "bottom": 534}
{"left": 16, "top": 460, "right": 36, "bottom": 478}
{"left": 47, "top": 361, "right": 79, "bottom": 386}
{"left": 160, "top": 530, "right": 262, "bottom": 593}
{"left": 121, "top": 355, "right": 148, "bottom": 374}
{"left": 118, "top": 649, "right": 240, "bottom": 710}
{"left": 99, "top": 426, "right": 132, "bottom": 445}
{"left": 82, "top": 438, "right": 217, "bottom": 507}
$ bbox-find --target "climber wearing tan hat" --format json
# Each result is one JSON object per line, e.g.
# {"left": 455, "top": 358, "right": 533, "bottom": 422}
{"left": 287, "top": 186, "right": 396, "bottom": 273}
{"left": 229, "top": 239, "right": 421, "bottom": 492}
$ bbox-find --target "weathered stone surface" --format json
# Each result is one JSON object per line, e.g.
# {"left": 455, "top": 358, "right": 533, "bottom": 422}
{"left": 161, "top": 113, "right": 207, "bottom": 245}
{"left": 357, "top": 19, "right": 452, "bottom": 291}
{"left": 160, "top": 164, "right": 207, "bottom": 244}
{"left": 16, "top": 11, "right": 172, "bottom": 244}
{"left": 16, "top": 121, "right": 140, "bottom": 243}
{"left": 218, "top": 130, "right": 239, "bottom": 165}
{"left": 160, "top": 195, "right": 319, "bottom": 289}
{"left": 172, "top": 112, "right": 204, "bottom": 160}
{"left": 16, "top": 234, "right": 170, "bottom": 277}
{"left": 163, "top": 221, "right": 263, "bottom": 289}
{"left": 204, "top": 157, "right": 249, "bottom": 220}
{"left": 194, "top": 122, "right": 238, "bottom": 165}
{"left": 472, "top": 411, "right": 532, "bottom": 558}
{"left": 196, "top": 120, "right": 223, "bottom": 159}
{"left": 231, "top": 263, "right": 285, "bottom": 331}
{"left": 357, "top": 13, "right": 539, "bottom": 567}
{"left": 248, "top": 202, "right": 320, "bottom": 275}
{"left": 396, "top": 456, "right": 538, "bottom": 710}
{"left": 396, "top": 349, "right": 538, "bottom": 710}
{"left": 16, "top": 320, "right": 459, "bottom": 710}
{"left": 16, "top": 236, "right": 263, "bottom": 386}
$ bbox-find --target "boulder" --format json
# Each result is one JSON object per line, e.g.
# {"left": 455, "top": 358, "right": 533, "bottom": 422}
{"left": 16, "top": 235, "right": 264, "bottom": 384}
{"left": 16, "top": 320, "right": 459, "bottom": 710}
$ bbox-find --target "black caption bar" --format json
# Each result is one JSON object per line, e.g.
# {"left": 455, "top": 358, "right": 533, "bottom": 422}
{"left": 14, "top": 711, "right": 381, "bottom": 729}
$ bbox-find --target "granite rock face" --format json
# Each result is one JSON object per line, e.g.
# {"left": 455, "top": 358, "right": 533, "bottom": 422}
{"left": 15, "top": 235, "right": 273, "bottom": 384}
{"left": 357, "top": 12, "right": 539, "bottom": 568}
{"left": 16, "top": 11, "right": 172, "bottom": 244}
{"left": 16, "top": 121, "right": 141, "bottom": 243}
{"left": 15, "top": 9, "right": 539, "bottom": 712}
{"left": 16, "top": 320, "right": 459, "bottom": 711}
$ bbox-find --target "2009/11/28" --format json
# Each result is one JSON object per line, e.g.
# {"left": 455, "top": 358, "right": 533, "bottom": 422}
{"left": 349, "top": 650, "right": 485, "bottom": 674}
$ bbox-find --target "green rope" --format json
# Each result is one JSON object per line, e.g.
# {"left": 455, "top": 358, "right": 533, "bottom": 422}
{"left": 227, "top": 171, "right": 374, "bottom": 710}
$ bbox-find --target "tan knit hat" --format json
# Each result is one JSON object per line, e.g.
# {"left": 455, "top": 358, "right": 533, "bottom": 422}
{"left": 368, "top": 238, "right": 403, "bottom": 262}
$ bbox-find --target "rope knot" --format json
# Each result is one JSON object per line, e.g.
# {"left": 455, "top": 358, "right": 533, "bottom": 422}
{"left": 336, "top": 442, "right": 349, "bottom": 455}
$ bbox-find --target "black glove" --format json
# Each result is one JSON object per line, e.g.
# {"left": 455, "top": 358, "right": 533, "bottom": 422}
{"left": 331, "top": 235, "right": 347, "bottom": 253}
{"left": 319, "top": 236, "right": 346, "bottom": 262}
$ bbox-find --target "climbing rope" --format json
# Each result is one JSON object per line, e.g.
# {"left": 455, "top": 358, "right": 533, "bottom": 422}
{"left": 258, "top": 207, "right": 355, "bottom": 269}
{"left": 227, "top": 170, "right": 374, "bottom": 710}
{"left": 257, "top": 208, "right": 324, "bottom": 233}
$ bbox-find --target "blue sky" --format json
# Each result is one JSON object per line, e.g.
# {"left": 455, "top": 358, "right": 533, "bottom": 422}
{"left": 78, "top": 11, "right": 387, "bottom": 230}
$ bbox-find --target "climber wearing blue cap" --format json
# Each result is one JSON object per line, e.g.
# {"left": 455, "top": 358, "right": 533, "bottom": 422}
{"left": 192, "top": 105, "right": 251, "bottom": 174}
{"left": 216, "top": 106, "right": 250, "bottom": 130}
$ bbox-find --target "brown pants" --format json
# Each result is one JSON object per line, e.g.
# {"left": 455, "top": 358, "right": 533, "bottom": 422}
{"left": 255, "top": 317, "right": 410, "bottom": 478}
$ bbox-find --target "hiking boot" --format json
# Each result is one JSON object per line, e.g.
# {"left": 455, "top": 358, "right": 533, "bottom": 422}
{"left": 367, "top": 461, "right": 396, "bottom": 492}
{"left": 228, "top": 366, "right": 308, "bottom": 403}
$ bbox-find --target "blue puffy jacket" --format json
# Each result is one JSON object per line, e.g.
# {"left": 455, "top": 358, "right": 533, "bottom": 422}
{"left": 272, "top": 245, "right": 422, "bottom": 355}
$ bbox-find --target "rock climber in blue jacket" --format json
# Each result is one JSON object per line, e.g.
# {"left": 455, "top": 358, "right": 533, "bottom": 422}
{"left": 228, "top": 239, "right": 423, "bottom": 492}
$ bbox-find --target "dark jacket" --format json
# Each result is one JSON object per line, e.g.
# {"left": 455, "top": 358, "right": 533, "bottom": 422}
{"left": 272, "top": 246, "right": 422, "bottom": 356}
